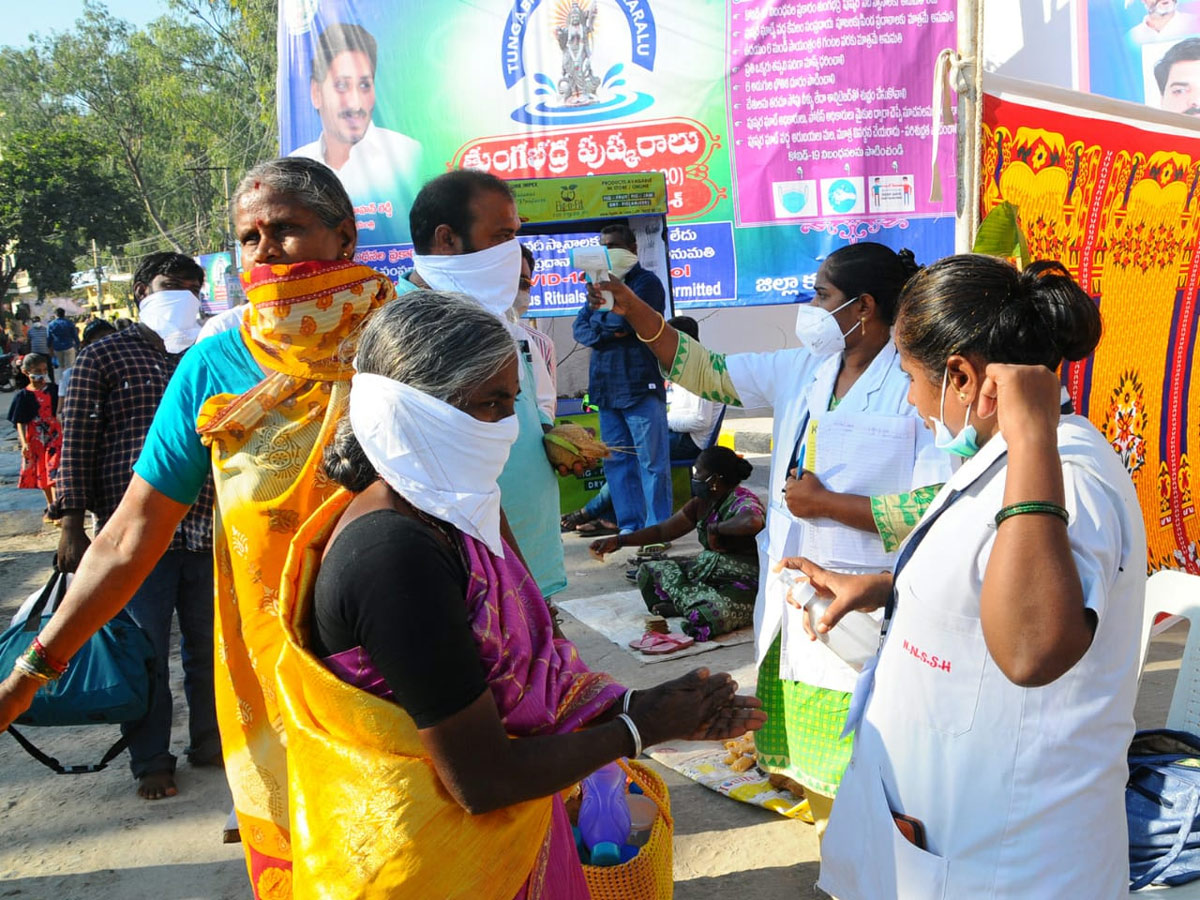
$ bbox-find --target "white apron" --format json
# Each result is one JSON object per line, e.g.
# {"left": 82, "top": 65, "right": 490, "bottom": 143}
{"left": 819, "top": 418, "right": 1146, "bottom": 899}
{"left": 726, "top": 340, "right": 948, "bottom": 692}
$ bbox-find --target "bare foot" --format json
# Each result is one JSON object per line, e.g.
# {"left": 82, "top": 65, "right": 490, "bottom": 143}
{"left": 137, "top": 771, "right": 178, "bottom": 800}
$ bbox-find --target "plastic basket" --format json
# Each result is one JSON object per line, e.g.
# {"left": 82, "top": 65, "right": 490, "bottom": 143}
{"left": 582, "top": 759, "right": 674, "bottom": 900}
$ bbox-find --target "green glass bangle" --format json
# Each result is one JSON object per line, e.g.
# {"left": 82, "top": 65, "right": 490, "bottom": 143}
{"left": 994, "top": 501, "right": 1070, "bottom": 528}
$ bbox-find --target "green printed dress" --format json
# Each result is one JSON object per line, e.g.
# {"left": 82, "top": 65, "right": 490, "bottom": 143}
{"left": 636, "top": 486, "right": 765, "bottom": 639}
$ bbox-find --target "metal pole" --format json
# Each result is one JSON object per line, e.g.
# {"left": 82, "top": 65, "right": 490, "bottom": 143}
{"left": 955, "top": 0, "right": 984, "bottom": 252}
{"left": 91, "top": 238, "right": 104, "bottom": 311}
{"left": 222, "top": 167, "right": 234, "bottom": 258}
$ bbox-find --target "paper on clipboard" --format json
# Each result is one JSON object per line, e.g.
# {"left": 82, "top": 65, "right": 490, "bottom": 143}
{"left": 801, "top": 413, "right": 917, "bottom": 570}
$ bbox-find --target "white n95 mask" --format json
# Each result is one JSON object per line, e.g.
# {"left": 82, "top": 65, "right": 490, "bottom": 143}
{"left": 793, "top": 296, "right": 861, "bottom": 357}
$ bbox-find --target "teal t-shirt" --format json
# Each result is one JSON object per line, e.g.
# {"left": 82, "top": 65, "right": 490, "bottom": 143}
{"left": 133, "top": 329, "right": 263, "bottom": 505}
{"left": 497, "top": 347, "right": 567, "bottom": 598}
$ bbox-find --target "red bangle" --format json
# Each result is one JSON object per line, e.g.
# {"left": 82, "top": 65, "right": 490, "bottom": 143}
{"left": 33, "top": 638, "right": 69, "bottom": 674}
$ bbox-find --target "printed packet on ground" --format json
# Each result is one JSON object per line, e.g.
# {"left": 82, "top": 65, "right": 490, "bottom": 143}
{"left": 648, "top": 740, "right": 814, "bottom": 821}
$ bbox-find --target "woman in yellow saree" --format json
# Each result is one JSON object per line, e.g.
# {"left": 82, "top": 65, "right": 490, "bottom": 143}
{"left": 0, "top": 157, "right": 394, "bottom": 898}
{"left": 276, "top": 292, "right": 766, "bottom": 898}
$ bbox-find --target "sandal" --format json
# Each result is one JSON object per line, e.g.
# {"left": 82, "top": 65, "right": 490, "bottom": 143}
{"left": 575, "top": 519, "right": 619, "bottom": 537}
{"left": 627, "top": 632, "right": 694, "bottom": 655}
{"left": 637, "top": 543, "right": 671, "bottom": 557}
{"left": 561, "top": 509, "right": 592, "bottom": 532}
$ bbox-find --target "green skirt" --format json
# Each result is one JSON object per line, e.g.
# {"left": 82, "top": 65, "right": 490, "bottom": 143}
{"left": 754, "top": 635, "right": 854, "bottom": 797}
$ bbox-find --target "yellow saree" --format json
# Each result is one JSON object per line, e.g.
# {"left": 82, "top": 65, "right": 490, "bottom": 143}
{"left": 274, "top": 494, "right": 627, "bottom": 898}
{"left": 196, "top": 260, "right": 396, "bottom": 899}
{"left": 275, "top": 491, "right": 552, "bottom": 900}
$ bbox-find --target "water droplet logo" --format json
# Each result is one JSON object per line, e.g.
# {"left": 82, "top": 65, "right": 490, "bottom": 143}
{"left": 514, "top": 64, "right": 654, "bottom": 126}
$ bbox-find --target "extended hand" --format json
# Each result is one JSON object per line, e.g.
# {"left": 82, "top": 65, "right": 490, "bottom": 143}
{"left": 588, "top": 277, "right": 638, "bottom": 317}
{"left": 589, "top": 536, "right": 621, "bottom": 560}
{"left": 776, "top": 558, "right": 892, "bottom": 639}
{"left": 976, "top": 363, "right": 1062, "bottom": 448}
{"left": 631, "top": 668, "right": 766, "bottom": 747}
{"left": 783, "top": 467, "right": 829, "bottom": 519}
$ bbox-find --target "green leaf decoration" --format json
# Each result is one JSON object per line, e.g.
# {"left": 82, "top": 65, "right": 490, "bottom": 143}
{"left": 973, "top": 202, "right": 1031, "bottom": 269}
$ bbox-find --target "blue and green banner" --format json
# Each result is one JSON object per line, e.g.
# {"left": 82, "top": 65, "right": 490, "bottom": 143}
{"left": 278, "top": 0, "right": 957, "bottom": 315}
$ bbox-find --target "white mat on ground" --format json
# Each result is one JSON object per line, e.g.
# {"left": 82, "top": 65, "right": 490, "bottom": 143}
{"left": 648, "top": 739, "right": 810, "bottom": 819}
{"left": 557, "top": 589, "right": 753, "bottom": 664}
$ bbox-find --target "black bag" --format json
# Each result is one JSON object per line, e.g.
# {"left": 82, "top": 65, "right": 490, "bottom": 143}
{"left": 0, "top": 569, "right": 157, "bottom": 774}
{"left": 1128, "top": 728, "right": 1200, "bottom": 890}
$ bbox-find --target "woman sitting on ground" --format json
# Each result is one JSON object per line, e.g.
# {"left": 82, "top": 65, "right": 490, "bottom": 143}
{"left": 591, "top": 446, "right": 765, "bottom": 641}
{"left": 275, "top": 291, "right": 765, "bottom": 898}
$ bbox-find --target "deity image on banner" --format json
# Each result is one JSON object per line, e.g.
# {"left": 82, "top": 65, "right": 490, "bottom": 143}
{"left": 556, "top": 1, "right": 601, "bottom": 106}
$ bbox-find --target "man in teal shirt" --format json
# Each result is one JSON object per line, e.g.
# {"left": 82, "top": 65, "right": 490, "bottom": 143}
{"left": 399, "top": 171, "right": 568, "bottom": 601}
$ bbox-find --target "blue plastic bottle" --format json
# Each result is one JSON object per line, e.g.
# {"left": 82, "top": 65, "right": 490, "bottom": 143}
{"left": 579, "top": 762, "right": 632, "bottom": 866}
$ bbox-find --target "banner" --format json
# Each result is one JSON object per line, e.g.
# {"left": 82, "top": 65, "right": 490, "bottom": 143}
{"left": 194, "top": 252, "right": 246, "bottom": 315}
{"left": 1084, "top": 1, "right": 1200, "bottom": 114}
{"left": 277, "top": 0, "right": 957, "bottom": 315}
{"left": 982, "top": 75, "right": 1200, "bottom": 573}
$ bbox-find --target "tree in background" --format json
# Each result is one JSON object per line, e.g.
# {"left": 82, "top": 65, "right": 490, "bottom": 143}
{"left": 0, "top": 129, "right": 142, "bottom": 300}
{"left": 0, "top": 0, "right": 276, "bottom": 266}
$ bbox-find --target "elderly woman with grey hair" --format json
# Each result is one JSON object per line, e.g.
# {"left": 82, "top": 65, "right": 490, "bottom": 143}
{"left": 0, "top": 156, "right": 398, "bottom": 896}
{"left": 272, "top": 292, "right": 764, "bottom": 894}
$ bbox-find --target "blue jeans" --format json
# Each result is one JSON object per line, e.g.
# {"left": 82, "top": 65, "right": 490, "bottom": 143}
{"left": 599, "top": 394, "right": 672, "bottom": 533}
{"left": 585, "top": 432, "right": 701, "bottom": 522}
{"left": 121, "top": 549, "right": 219, "bottom": 777}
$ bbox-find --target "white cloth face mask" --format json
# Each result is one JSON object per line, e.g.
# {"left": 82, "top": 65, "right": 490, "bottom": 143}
{"left": 793, "top": 296, "right": 861, "bottom": 357}
{"left": 412, "top": 239, "right": 524, "bottom": 319}
{"left": 511, "top": 289, "right": 532, "bottom": 319}
{"left": 138, "top": 290, "right": 202, "bottom": 353}
{"left": 348, "top": 371, "right": 519, "bottom": 557}
{"left": 606, "top": 248, "right": 639, "bottom": 279}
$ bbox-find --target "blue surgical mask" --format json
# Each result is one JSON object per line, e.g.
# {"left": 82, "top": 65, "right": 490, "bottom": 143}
{"left": 930, "top": 367, "right": 979, "bottom": 458}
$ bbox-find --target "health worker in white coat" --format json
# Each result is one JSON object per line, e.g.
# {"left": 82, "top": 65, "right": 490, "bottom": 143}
{"left": 795, "top": 255, "right": 1147, "bottom": 899}
{"left": 590, "top": 242, "right": 950, "bottom": 837}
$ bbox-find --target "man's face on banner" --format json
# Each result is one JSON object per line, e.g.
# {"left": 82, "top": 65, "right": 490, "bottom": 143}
{"left": 1144, "top": 0, "right": 1178, "bottom": 17}
{"left": 311, "top": 50, "right": 376, "bottom": 147}
{"left": 1163, "top": 59, "right": 1200, "bottom": 115}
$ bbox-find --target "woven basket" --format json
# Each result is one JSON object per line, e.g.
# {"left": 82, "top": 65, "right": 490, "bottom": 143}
{"left": 582, "top": 759, "right": 674, "bottom": 900}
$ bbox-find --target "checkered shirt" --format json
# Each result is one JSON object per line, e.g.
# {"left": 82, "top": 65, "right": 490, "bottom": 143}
{"left": 54, "top": 327, "right": 214, "bottom": 551}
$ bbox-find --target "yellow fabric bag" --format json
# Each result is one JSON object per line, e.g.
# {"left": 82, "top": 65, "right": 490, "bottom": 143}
{"left": 583, "top": 760, "right": 675, "bottom": 900}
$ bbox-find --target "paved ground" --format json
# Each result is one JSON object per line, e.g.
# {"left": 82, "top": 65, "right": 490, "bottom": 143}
{"left": 0, "top": 417, "right": 1183, "bottom": 899}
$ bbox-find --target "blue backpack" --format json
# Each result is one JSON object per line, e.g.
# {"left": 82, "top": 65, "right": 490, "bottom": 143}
{"left": 1128, "top": 729, "right": 1200, "bottom": 890}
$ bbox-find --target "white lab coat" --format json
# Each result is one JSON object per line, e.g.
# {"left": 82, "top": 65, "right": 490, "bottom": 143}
{"left": 725, "top": 340, "right": 948, "bottom": 691}
{"left": 818, "top": 416, "right": 1147, "bottom": 899}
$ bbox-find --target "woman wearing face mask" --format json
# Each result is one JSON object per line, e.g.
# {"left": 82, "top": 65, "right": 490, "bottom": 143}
{"left": 795, "top": 256, "right": 1143, "bottom": 899}
{"left": 7, "top": 353, "right": 61, "bottom": 522}
{"left": 276, "top": 292, "right": 764, "bottom": 896}
{"left": 588, "top": 242, "right": 952, "bottom": 838}
{"left": 590, "top": 446, "right": 765, "bottom": 642}
{"left": 0, "top": 157, "right": 394, "bottom": 899}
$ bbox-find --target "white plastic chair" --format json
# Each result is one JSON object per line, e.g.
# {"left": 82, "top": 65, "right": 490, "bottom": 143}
{"left": 1131, "top": 570, "right": 1200, "bottom": 896}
